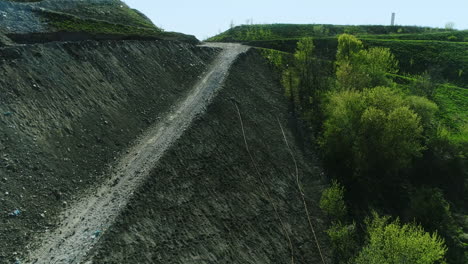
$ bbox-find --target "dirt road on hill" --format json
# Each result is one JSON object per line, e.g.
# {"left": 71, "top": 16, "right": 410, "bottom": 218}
{"left": 25, "top": 43, "right": 249, "bottom": 264}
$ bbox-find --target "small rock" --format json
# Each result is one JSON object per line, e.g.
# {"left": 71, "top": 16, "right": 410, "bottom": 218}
{"left": 91, "top": 230, "right": 102, "bottom": 239}
{"left": 8, "top": 209, "right": 21, "bottom": 217}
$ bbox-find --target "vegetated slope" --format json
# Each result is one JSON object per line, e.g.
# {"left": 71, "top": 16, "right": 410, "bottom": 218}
{"left": 36, "top": 0, "right": 156, "bottom": 29}
{"left": 363, "top": 39, "right": 468, "bottom": 87}
{"left": 0, "top": 39, "right": 219, "bottom": 263}
{"left": 434, "top": 84, "right": 468, "bottom": 142}
{"left": 0, "top": 0, "right": 153, "bottom": 33}
{"left": 359, "top": 30, "right": 468, "bottom": 42}
{"left": 89, "top": 49, "right": 331, "bottom": 264}
{"left": 391, "top": 74, "right": 468, "bottom": 141}
{"left": 0, "top": 0, "right": 197, "bottom": 44}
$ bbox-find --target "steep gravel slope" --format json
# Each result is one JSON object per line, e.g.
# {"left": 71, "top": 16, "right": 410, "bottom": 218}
{"left": 0, "top": 40, "right": 218, "bottom": 263}
{"left": 90, "top": 49, "right": 331, "bottom": 264}
{"left": 26, "top": 43, "right": 249, "bottom": 264}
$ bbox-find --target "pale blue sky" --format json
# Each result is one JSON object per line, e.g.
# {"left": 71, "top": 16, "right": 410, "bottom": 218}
{"left": 124, "top": 0, "right": 468, "bottom": 40}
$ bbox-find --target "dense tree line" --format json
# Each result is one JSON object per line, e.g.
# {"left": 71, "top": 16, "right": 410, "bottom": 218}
{"left": 265, "top": 34, "right": 467, "bottom": 263}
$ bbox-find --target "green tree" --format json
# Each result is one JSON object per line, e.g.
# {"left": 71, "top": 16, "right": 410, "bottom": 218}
{"left": 336, "top": 34, "right": 363, "bottom": 63}
{"left": 335, "top": 34, "right": 398, "bottom": 90}
{"left": 282, "top": 67, "right": 300, "bottom": 109}
{"left": 321, "top": 87, "right": 424, "bottom": 180}
{"left": 356, "top": 213, "right": 447, "bottom": 264}
{"left": 445, "top": 22, "right": 455, "bottom": 30}
{"left": 320, "top": 89, "right": 365, "bottom": 174}
{"left": 356, "top": 47, "right": 398, "bottom": 87}
{"left": 320, "top": 180, "right": 347, "bottom": 220}
{"left": 411, "top": 72, "right": 437, "bottom": 98}
{"left": 408, "top": 188, "right": 456, "bottom": 235}
{"left": 326, "top": 221, "right": 358, "bottom": 263}
{"left": 406, "top": 95, "right": 439, "bottom": 131}
{"left": 294, "top": 37, "right": 315, "bottom": 104}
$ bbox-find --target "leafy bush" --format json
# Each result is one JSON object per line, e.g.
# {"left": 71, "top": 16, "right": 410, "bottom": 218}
{"left": 335, "top": 34, "right": 398, "bottom": 90}
{"left": 407, "top": 188, "right": 456, "bottom": 235}
{"left": 410, "top": 72, "right": 437, "bottom": 98}
{"left": 336, "top": 34, "right": 363, "bottom": 62}
{"left": 406, "top": 95, "right": 439, "bottom": 131}
{"left": 319, "top": 180, "right": 347, "bottom": 220}
{"left": 321, "top": 87, "right": 424, "bottom": 181}
{"left": 326, "top": 221, "right": 358, "bottom": 263}
{"left": 355, "top": 213, "right": 447, "bottom": 264}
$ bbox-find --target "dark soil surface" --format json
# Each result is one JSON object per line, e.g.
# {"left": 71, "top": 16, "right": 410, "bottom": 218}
{"left": 90, "top": 49, "right": 331, "bottom": 264}
{"left": 25, "top": 43, "right": 248, "bottom": 264}
{"left": 0, "top": 40, "right": 218, "bottom": 263}
{"left": 0, "top": 33, "right": 12, "bottom": 46}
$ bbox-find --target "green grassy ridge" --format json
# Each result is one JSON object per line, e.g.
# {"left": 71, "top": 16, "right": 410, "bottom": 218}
{"left": 3, "top": 0, "right": 155, "bottom": 29}
{"left": 434, "top": 84, "right": 468, "bottom": 139}
{"left": 362, "top": 39, "right": 468, "bottom": 87}
{"left": 388, "top": 73, "right": 467, "bottom": 142}
{"left": 245, "top": 37, "right": 338, "bottom": 59}
{"left": 208, "top": 24, "right": 450, "bottom": 42}
{"left": 359, "top": 30, "right": 468, "bottom": 42}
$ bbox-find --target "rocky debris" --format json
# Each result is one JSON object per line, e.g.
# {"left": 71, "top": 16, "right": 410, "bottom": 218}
{"left": 0, "top": 1, "right": 45, "bottom": 34}
{"left": 9, "top": 209, "right": 21, "bottom": 217}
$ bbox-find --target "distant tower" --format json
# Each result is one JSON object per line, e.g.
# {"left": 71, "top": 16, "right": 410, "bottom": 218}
{"left": 391, "top": 13, "right": 396, "bottom": 26}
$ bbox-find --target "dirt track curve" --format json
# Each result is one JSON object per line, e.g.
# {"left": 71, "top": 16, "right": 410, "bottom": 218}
{"left": 25, "top": 43, "right": 249, "bottom": 264}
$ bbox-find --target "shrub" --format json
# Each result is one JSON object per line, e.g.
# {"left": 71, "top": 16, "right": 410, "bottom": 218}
{"left": 321, "top": 87, "right": 424, "bottom": 181}
{"left": 447, "top": 35, "right": 458, "bottom": 41}
{"left": 319, "top": 180, "right": 347, "bottom": 220}
{"left": 406, "top": 95, "right": 439, "bottom": 131}
{"left": 336, "top": 34, "right": 398, "bottom": 90}
{"left": 336, "top": 34, "right": 363, "bottom": 62}
{"left": 355, "top": 213, "right": 447, "bottom": 264}
{"left": 326, "top": 221, "right": 358, "bottom": 263}
{"left": 408, "top": 188, "right": 457, "bottom": 236}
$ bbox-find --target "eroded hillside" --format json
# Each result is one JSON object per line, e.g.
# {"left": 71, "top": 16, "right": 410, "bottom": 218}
{"left": 0, "top": 39, "right": 219, "bottom": 262}
{"left": 89, "top": 49, "right": 331, "bottom": 263}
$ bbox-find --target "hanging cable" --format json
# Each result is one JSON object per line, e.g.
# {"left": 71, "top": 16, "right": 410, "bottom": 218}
{"left": 232, "top": 101, "right": 295, "bottom": 264}
{"left": 276, "top": 116, "right": 327, "bottom": 264}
